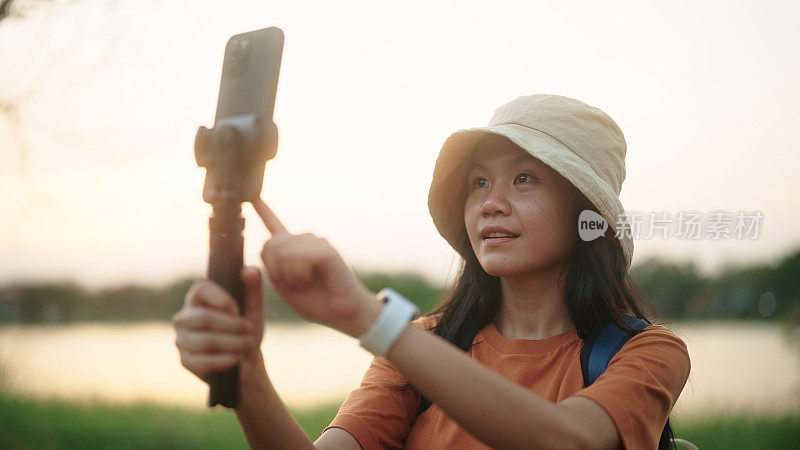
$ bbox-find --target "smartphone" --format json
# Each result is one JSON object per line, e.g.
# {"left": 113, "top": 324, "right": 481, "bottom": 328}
{"left": 198, "top": 26, "right": 284, "bottom": 203}
{"left": 214, "top": 27, "right": 283, "bottom": 128}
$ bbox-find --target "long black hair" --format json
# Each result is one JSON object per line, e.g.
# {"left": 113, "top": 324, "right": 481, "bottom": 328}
{"left": 387, "top": 193, "right": 677, "bottom": 449}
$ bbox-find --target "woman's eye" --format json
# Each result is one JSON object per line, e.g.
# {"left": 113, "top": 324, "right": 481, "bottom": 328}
{"left": 514, "top": 173, "right": 535, "bottom": 184}
{"left": 472, "top": 177, "right": 489, "bottom": 189}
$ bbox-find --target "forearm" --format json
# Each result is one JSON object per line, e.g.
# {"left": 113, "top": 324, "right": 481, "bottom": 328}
{"left": 382, "top": 316, "right": 583, "bottom": 449}
{"left": 234, "top": 353, "right": 316, "bottom": 450}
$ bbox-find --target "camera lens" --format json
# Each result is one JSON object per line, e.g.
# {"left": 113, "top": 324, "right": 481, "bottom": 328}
{"left": 223, "top": 36, "right": 250, "bottom": 77}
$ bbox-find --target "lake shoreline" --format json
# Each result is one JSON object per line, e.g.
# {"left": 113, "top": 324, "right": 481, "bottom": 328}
{"left": 1, "top": 320, "right": 798, "bottom": 418}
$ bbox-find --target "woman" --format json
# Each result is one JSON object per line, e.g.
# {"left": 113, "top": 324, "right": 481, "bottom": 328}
{"left": 173, "top": 94, "right": 691, "bottom": 449}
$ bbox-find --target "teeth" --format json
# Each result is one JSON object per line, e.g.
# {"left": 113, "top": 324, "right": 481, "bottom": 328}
{"left": 485, "top": 232, "right": 516, "bottom": 238}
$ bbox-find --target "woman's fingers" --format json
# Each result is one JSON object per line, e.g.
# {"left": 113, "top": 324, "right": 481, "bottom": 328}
{"left": 185, "top": 280, "right": 239, "bottom": 315}
{"left": 173, "top": 307, "right": 251, "bottom": 334}
{"left": 261, "top": 240, "right": 284, "bottom": 287}
{"left": 283, "top": 233, "right": 317, "bottom": 288}
{"left": 175, "top": 277, "right": 266, "bottom": 384}
{"left": 179, "top": 351, "right": 242, "bottom": 380}
{"left": 251, "top": 198, "right": 289, "bottom": 237}
{"left": 240, "top": 267, "right": 265, "bottom": 329}
{"left": 251, "top": 200, "right": 336, "bottom": 290}
{"left": 261, "top": 233, "right": 328, "bottom": 289}
{"left": 175, "top": 329, "right": 254, "bottom": 354}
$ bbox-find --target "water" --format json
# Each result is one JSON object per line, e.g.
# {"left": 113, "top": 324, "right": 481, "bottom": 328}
{"left": 670, "top": 321, "right": 800, "bottom": 418}
{"left": 0, "top": 321, "right": 798, "bottom": 418}
{"left": 0, "top": 321, "right": 374, "bottom": 411}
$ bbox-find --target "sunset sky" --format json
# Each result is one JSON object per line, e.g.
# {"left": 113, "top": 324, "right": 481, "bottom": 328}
{"left": 1, "top": 0, "right": 798, "bottom": 288}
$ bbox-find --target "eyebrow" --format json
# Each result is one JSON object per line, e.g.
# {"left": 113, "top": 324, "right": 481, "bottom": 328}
{"left": 468, "top": 154, "right": 540, "bottom": 171}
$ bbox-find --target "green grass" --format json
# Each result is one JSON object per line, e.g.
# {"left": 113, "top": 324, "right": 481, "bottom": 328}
{"left": 0, "top": 390, "right": 340, "bottom": 449}
{"left": 1, "top": 390, "right": 799, "bottom": 449}
{"left": 671, "top": 409, "right": 800, "bottom": 450}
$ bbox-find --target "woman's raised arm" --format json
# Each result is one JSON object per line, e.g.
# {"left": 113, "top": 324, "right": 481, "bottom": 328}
{"left": 232, "top": 349, "right": 316, "bottom": 449}
{"left": 379, "top": 314, "right": 620, "bottom": 450}
{"left": 251, "top": 198, "right": 620, "bottom": 449}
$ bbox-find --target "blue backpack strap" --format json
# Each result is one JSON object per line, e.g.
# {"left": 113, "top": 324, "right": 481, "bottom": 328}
{"left": 580, "top": 315, "right": 678, "bottom": 450}
{"left": 580, "top": 313, "right": 649, "bottom": 387}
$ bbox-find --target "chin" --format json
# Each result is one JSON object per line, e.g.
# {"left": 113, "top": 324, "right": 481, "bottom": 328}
{"left": 483, "top": 266, "right": 521, "bottom": 278}
{"left": 477, "top": 256, "right": 531, "bottom": 278}
{"left": 477, "top": 250, "right": 564, "bottom": 278}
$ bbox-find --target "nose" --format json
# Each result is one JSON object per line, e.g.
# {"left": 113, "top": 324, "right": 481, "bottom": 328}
{"left": 479, "top": 185, "right": 511, "bottom": 217}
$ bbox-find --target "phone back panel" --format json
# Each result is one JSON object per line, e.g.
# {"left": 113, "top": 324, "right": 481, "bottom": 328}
{"left": 214, "top": 27, "right": 284, "bottom": 124}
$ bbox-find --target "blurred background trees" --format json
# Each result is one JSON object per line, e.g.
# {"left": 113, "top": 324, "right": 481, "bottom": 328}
{"left": 2, "top": 246, "right": 798, "bottom": 325}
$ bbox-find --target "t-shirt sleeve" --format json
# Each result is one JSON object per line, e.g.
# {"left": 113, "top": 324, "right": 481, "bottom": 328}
{"left": 322, "top": 315, "right": 438, "bottom": 450}
{"left": 571, "top": 323, "right": 691, "bottom": 450}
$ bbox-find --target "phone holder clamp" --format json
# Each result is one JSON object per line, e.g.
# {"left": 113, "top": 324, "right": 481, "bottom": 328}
{"left": 194, "top": 113, "right": 278, "bottom": 204}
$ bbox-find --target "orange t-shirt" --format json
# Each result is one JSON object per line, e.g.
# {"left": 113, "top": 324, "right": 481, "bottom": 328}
{"left": 324, "top": 313, "right": 691, "bottom": 449}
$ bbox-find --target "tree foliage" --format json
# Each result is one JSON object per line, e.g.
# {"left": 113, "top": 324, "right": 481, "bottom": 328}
{"left": 2, "top": 247, "right": 799, "bottom": 325}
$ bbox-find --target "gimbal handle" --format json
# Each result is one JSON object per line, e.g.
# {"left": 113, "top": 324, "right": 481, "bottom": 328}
{"left": 194, "top": 115, "right": 277, "bottom": 408}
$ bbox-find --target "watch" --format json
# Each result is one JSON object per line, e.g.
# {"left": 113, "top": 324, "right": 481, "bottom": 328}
{"left": 358, "top": 288, "right": 420, "bottom": 356}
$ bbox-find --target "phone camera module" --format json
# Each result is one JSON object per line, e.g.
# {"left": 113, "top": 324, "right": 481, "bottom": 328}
{"left": 223, "top": 36, "right": 250, "bottom": 77}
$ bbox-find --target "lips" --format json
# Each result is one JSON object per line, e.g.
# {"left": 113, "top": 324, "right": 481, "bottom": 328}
{"left": 480, "top": 226, "right": 519, "bottom": 241}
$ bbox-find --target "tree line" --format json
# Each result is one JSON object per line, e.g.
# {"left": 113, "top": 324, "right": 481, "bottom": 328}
{"left": 1, "top": 246, "right": 798, "bottom": 327}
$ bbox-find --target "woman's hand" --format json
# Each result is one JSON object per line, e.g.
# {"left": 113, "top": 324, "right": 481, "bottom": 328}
{"left": 172, "top": 267, "right": 266, "bottom": 385}
{"left": 251, "top": 198, "right": 380, "bottom": 338}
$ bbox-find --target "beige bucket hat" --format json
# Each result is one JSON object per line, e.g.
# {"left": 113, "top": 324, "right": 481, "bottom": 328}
{"left": 427, "top": 94, "right": 634, "bottom": 270}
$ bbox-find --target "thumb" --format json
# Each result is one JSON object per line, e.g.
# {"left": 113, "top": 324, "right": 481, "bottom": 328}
{"left": 241, "top": 266, "right": 264, "bottom": 328}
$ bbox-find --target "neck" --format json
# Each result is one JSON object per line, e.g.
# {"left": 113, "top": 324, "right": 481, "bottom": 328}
{"left": 492, "top": 267, "right": 574, "bottom": 340}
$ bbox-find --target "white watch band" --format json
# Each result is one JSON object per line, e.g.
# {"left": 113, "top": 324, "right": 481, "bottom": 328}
{"left": 358, "top": 288, "right": 420, "bottom": 356}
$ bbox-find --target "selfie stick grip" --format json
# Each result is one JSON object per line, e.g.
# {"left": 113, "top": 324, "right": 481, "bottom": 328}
{"left": 207, "top": 202, "right": 245, "bottom": 408}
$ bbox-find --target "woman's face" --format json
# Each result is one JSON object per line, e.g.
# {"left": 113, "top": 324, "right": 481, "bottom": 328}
{"left": 463, "top": 134, "right": 582, "bottom": 278}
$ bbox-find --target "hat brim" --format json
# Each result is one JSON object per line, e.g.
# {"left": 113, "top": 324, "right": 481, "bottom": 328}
{"left": 427, "top": 124, "right": 634, "bottom": 269}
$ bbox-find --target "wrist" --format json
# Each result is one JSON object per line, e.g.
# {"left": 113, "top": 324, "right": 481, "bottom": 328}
{"left": 238, "top": 350, "right": 269, "bottom": 390}
{"left": 357, "top": 288, "right": 420, "bottom": 357}
{"left": 339, "top": 289, "right": 384, "bottom": 339}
